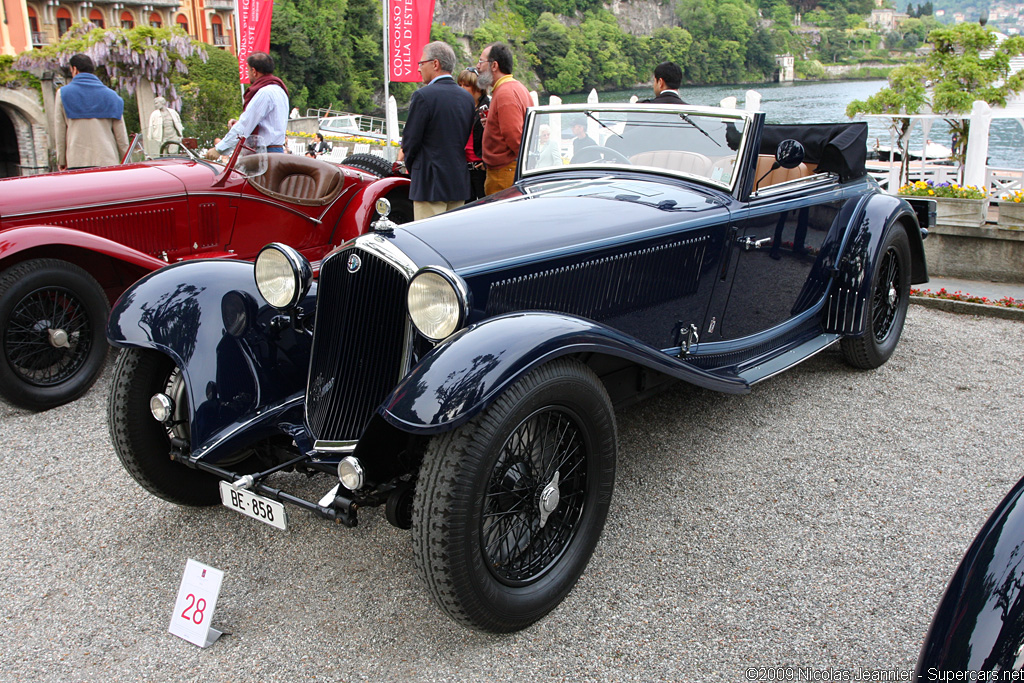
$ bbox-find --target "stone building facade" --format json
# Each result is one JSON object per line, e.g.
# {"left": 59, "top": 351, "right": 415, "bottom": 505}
{"left": 0, "top": 0, "right": 238, "bottom": 177}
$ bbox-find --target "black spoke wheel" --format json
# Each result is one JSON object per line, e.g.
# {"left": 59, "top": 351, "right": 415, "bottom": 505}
{"left": 841, "top": 225, "right": 911, "bottom": 369}
{"left": 108, "top": 348, "right": 222, "bottom": 506}
{"left": 0, "top": 259, "right": 109, "bottom": 410}
{"left": 482, "top": 407, "right": 589, "bottom": 585}
{"left": 413, "top": 358, "right": 616, "bottom": 632}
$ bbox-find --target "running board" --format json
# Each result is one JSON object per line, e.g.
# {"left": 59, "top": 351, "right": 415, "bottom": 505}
{"left": 737, "top": 333, "right": 842, "bottom": 385}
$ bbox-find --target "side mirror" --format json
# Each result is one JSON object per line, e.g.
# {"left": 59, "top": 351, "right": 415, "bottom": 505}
{"left": 776, "top": 139, "right": 805, "bottom": 169}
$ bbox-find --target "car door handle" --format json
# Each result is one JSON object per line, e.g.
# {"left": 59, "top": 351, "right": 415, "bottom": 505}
{"left": 740, "top": 237, "right": 772, "bottom": 251}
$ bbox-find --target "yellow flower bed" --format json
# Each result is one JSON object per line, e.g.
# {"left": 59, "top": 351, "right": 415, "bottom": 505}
{"left": 288, "top": 130, "right": 399, "bottom": 147}
{"left": 898, "top": 180, "right": 986, "bottom": 199}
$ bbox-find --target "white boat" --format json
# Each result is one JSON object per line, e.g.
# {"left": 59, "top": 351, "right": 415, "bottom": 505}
{"left": 870, "top": 139, "right": 953, "bottom": 162}
{"left": 311, "top": 109, "right": 403, "bottom": 141}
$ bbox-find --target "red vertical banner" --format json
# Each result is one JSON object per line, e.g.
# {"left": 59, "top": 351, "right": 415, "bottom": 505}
{"left": 237, "top": 0, "right": 274, "bottom": 84}
{"left": 389, "top": 0, "right": 435, "bottom": 82}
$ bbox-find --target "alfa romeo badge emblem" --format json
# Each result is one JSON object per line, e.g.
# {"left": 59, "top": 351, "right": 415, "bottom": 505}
{"left": 347, "top": 254, "right": 361, "bottom": 273}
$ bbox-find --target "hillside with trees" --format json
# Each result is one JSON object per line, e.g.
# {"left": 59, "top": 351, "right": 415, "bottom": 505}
{"left": 269, "top": 0, "right": 921, "bottom": 113}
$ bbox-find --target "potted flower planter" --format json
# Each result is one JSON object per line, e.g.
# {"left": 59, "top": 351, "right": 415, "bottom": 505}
{"left": 935, "top": 197, "right": 990, "bottom": 228}
{"left": 999, "top": 202, "right": 1024, "bottom": 229}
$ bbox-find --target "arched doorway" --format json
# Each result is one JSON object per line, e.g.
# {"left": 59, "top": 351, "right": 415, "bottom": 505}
{"left": 0, "top": 91, "right": 51, "bottom": 177}
{"left": 0, "top": 109, "right": 19, "bottom": 178}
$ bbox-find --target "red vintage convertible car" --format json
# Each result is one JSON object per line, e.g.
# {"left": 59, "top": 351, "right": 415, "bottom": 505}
{"left": 0, "top": 139, "right": 409, "bottom": 410}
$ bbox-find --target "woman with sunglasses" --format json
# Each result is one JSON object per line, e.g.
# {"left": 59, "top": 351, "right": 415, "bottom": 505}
{"left": 457, "top": 66, "right": 490, "bottom": 202}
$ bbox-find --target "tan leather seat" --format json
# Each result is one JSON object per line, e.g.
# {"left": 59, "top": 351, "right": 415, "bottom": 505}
{"left": 237, "top": 154, "right": 345, "bottom": 206}
{"left": 629, "top": 150, "right": 714, "bottom": 177}
{"left": 754, "top": 154, "right": 814, "bottom": 191}
{"left": 711, "top": 156, "right": 737, "bottom": 183}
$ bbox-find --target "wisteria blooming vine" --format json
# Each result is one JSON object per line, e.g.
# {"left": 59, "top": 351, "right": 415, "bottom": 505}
{"left": 14, "top": 22, "right": 206, "bottom": 111}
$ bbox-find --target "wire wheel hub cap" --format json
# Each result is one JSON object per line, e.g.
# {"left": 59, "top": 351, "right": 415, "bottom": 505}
{"left": 481, "top": 407, "right": 588, "bottom": 587}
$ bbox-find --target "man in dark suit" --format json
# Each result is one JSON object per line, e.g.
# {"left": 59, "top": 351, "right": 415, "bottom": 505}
{"left": 401, "top": 41, "right": 476, "bottom": 220}
{"left": 642, "top": 61, "right": 687, "bottom": 104}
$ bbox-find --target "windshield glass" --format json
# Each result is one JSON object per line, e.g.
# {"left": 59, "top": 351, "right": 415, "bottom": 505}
{"left": 521, "top": 107, "right": 748, "bottom": 188}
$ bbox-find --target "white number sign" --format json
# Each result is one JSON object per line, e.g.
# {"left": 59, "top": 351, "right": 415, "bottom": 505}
{"left": 169, "top": 559, "right": 224, "bottom": 648}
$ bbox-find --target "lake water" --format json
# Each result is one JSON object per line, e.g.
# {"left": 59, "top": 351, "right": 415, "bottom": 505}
{"left": 560, "top": 80, "right": 1024, "bottom": 169}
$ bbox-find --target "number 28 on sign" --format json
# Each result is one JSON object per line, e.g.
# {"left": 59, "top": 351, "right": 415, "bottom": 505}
{"left": 169, "top": 559, "right": 224, "bottom": 648}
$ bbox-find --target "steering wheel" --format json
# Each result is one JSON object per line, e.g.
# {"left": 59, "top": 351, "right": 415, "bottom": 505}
{"left": 160, "top": 139, "right": 208, "bottom": 164}
{"left": 159, "top": 140, "right": 186, "bottom": 155}
{"left": 571, "top": 145, "right": 632, "bottom": 165}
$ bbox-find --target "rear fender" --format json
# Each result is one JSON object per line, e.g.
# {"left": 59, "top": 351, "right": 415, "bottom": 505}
{"left": 379, "top": 311, "right": 749, "bottom": 436}
{"left": 107, "top": 259, "right": 316, "bottom": 462}
{"left": 331, "top": 176, "right": 410, "bottom": 243}
{"left": 824, "top": 193, "right": 927, "bottom": 336}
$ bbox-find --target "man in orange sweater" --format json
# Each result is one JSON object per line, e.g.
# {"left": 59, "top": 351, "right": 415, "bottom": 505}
{"left": 475, "top": 43, "right": 532, "bottom": 195}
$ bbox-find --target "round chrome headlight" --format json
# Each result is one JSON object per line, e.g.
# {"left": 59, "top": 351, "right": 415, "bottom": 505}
{"left": 254, "top": 243, "right": 312, "bottom": 309}
{"left": 407, "top": 267, "right": 468, "bottom": 342}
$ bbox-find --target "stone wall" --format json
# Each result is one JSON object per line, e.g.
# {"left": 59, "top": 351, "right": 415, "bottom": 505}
{"left": 923, "top": 223, "right": 1024, "bottom": 284}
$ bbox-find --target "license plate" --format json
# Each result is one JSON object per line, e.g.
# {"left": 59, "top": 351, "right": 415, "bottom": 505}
{"left": 219, "top": 481, "right": 287, "bottom": 531}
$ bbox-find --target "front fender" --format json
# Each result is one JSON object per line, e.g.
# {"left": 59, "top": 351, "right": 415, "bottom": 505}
{"left": 107, "top": 259, "right": 316, "bottom": 460}
{"left": 916, "top": 474, "right": 1024, "bottom": 672}
{"left": 0, "top": 225, "right": 167, "bottom": 271}
{"left": 331, "top": 176, "right": 410, "bottom": 243}
{"left": 379, "top": 312, "right": 749, "bottom": 435}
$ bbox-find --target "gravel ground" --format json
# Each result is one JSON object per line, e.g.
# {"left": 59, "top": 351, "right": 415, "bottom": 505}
{"left": 1, "top": 305, "right": 1022, "bottom": 682}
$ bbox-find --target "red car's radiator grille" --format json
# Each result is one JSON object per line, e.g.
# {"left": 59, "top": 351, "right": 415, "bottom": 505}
{"left": 305, "top": 247, "right": 409, "bottom": 444}
{"left": 485, "top": 235, "right": 709, "bottom": 320}
{"left": 61, "top": 208, "right": 176, "bottom": 256}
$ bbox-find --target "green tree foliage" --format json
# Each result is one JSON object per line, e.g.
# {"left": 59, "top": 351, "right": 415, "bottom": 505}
{"left": 929, "top": 23, "right": 1024, "bottom": 116}
{"left": 431, "top": 23, "right": 470, "bottom": 66}
{"left": 674, "top": 0, "right": 760, "bottom": 84}
{"left": 269, "top": 0, "right": 394, "bottom": 114}
{"left": 848, "top": 23, "right": 1024, "bottom": 180}
{"left": 0, "top": 55, "right": 41, "bottom": 94}
{"left": 473, "top": 8, "right": 537, "bottom": 88}
{"left": 577, "top": 11, "right": 635, "bottom": 89}
{"left": 173, "top": 47, "right": 243, "bottom": 147}
{"left": 846, "top": 65, "right": 928, "bottom": 183}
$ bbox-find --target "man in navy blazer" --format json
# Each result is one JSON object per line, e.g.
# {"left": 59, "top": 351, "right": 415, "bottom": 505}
{"left": 401, "top": 41, "right": 476, "bottom": 221}
{"left": 641, "top": 62, "right": 687, "bottom": 104}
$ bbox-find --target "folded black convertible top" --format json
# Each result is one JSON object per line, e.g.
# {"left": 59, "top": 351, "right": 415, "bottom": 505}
{"left": 760, "top": 122, "right": 868, "bottom": 182}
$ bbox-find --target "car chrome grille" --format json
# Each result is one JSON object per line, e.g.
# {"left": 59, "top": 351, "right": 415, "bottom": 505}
{"left": 485, "top": 236, "right": 709, "bottom": 320}
{"left": 305, "top": 246, "right": 410, "bottom": 444}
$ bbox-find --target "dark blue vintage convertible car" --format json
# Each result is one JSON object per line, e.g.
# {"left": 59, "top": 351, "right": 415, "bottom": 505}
{"left": 106, "top": 104, "right": 933, "bottom": 632}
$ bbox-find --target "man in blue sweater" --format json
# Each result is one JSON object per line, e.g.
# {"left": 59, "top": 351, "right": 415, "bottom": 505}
{"left": 55, "top": 54, "right": 129, "bottom": 170}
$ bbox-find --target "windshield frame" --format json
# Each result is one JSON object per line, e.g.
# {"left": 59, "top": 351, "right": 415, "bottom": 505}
{"left": 518, "top": 103, "right": 754, "bottom": 193}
